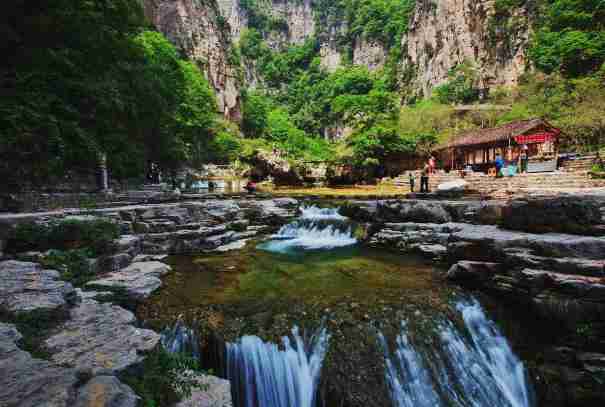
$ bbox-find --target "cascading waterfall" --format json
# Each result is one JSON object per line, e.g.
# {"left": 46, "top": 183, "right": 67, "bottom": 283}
{"left": 160, "top": 317, "right": 200, "bottom": 359}
{"left": 382, "top": 299, "right": 534, "bottom": 407}
{"left": 378, "top": 324, "right": 442, "bottom": 407}
{"left": 225, "top": 326, "right": 330, "bottom": 407}
{"left": 260, "top": 205, "right": 357, "bottom": 252}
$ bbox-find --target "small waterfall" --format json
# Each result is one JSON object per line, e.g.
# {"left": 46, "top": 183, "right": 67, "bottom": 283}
{"left": 382, "top": 299, "right": 533, "bottom": 407}
{"left": 225, "top": 326, "right": 330, "bottom": 407}
{"left": 160, "top": 318, "right": 201, "bottom": 359}
{"left": 379, "top": 323, "right": 442, "bottom": 407}
{"left": 436, "top": 300, "right": 533, "bottom": 407}
{"left": 260, "top": 205, "right": 357, "bottom": 252}
{"left": 298, "top": 206, "right": 346, "bottom": 221}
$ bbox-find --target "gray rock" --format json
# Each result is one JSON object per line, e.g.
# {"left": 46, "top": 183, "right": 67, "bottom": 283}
{"left": 0, "top": 260, "right": 76, "bottom": 316}
{"left": 503, "top": 247, "right": 605, "bottom": 277}
{"left": 74, "top": 376, "right": 139, "bottom": 407}
{"left": 86, "top": 261, "right": 171, "bottom": 300}
{"left": 44, "top": 298, "right": 160, "bottom": 375}
{"left": 447, "top": 261, "right": 501, "bottom": 283}
{"left": 176, "top": 373, "right": 232, "bottom": 407}
{"left": 379, "top": 200, "right": 453, "bottom": 223}
{"left": 0, "top": 322, "right": 80, "bottom": 407}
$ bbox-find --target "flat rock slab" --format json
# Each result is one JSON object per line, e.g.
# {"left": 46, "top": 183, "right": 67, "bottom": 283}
{"left": 0, "top": 260, "right": 76, "bottom": 316}
{"left": 1, "top": 322, "right": 140, "bottom": 407}
{"left": 44, "top": 298, "right": 160, "bottom": 375}
{"left": 0, "top": 322, "right": 79, "bottom": 407}
{"left": 86, "top": 261, "right": 171, "bottom": 300}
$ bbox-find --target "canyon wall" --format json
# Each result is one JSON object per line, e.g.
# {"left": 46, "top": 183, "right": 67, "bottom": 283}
{"left": 143, "top": 0, "right": 532, "bottom": 116}
{"left": 143, "top": 0, "right": 242, "bottom": 120}
{"left": 402, "top": 0, "right": 531, "bottom": 98}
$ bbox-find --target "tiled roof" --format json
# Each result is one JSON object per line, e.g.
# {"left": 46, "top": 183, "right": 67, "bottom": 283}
{"left": 441, "top": 119, "right": 555, "bottom": 149}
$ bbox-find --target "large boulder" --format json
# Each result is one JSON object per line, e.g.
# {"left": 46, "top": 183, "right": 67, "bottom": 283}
{"left": 0, "top": 261, "right": 77, "bottom": 317}
{"left": 44, "top": 298, "right": 160, "bottom": 375}
{"left": 502, "top": 196, "right": 605, "bottom": 235}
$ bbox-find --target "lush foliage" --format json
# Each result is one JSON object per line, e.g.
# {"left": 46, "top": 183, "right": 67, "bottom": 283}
{"left": 433, "top": 61, "right": 481, "bottom": 104}
{"left": 7, "top": 218, "right": 120, "bottom": 255}
{"left": 0, "top": 1, "right": 218, "bottom": 190}
{"left": 530, "top": 0, "right": 605, "bottom": 76}
{"left": 345, "top": 0, "right": 415, "bottom": 46}
{"left": 121, "top": 347, "right": 203, "bottom": 407}
{"left": 41, "top": 248, "right": 96, "bottom": 286}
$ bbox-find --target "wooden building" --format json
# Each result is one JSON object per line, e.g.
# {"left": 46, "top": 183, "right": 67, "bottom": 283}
{"left": 437, "top": 119, "right": 561, "bottom": 172}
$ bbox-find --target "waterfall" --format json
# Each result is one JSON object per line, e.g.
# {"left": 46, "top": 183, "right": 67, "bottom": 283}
{"left": 160, "top": 318, "right": 200, "bottom": 359}
{"left": 382, "top": 299, "right": 534, "bottom": 407}
{"left": 379, "top": 323, "right": 442, "bottom": 407}
{"left": 298, "top": 206, "right": 346, "bottom": 221}
{"left": 260, "top": 205, "right": 357, "bottom": 252}
{"left": 225, "top": 326, "right": 330, "bottom": 407}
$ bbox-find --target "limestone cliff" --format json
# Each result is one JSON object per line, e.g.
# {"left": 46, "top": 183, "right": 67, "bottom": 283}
{"left": 143, "top": 0, "right": 242, "bottom": 120}
{"left": 402, "top": 0, "right": 531, "bottom": 98}
{"left": 143, "top": 0, "right": 532, "bottom": 114}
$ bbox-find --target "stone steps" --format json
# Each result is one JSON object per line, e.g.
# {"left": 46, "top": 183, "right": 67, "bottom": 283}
{"left": 394, "top": 170, "right": 605, "bottom": 194}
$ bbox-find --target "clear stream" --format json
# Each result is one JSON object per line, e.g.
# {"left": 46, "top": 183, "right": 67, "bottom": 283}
{"left": 149, "top": 206, "right": 537, "bottom": 407}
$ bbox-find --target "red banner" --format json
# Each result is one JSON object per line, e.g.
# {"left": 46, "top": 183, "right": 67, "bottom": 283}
{"left": 514, "top": 132, "right": 557, "bottom": 145}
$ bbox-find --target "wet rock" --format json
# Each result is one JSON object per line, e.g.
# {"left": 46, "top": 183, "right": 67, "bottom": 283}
{"left": 447, "top": 261, "right": 501, "bottom": 283}
{"left": 86, "top": 261, "right": 171, "bottom": 300}
{"left": 74, "top": 375, "right": 139, "bottom": 407}
{"left": 0, "top": 322, "right": 80, "bottom": 407}
{"left": 0, "top": 260, "right": 76, "bottom": 317}
{"left": 44, "top": 298, "right": 160, "bottom": 375}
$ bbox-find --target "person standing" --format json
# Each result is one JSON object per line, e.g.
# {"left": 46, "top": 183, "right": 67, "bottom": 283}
{"left": 519, "top": 145, "right": 528, "bottom": 173}
{"left": 494, "top": 153, "right": 504, "bottom": 178}
{"left": 429, "top": 155, "right": 436, "bottom": 174}
{"left": 408, "top": 171, "right": 415, "bottom": 192}
{"left": 420, "top": 163, "right": 430, "bottom": 193}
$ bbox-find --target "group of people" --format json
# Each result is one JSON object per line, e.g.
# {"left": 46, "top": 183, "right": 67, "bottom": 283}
{"left": 494, "top": 145, "right": 529, "bottom": 178}
{"left": 409, "top": 155, "right": 436, "bottom": 193}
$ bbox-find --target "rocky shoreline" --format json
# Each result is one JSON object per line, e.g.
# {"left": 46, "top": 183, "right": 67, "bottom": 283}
{"left": 1, "top": 193, "right": 605, "bottom": 406}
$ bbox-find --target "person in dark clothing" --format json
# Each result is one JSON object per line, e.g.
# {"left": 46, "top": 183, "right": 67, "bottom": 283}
{"left": 409, "top": 172, "right": 415, "bottom": 192}
{"left": 420, "top": 164, "right": 430, "bottom": 193}
{"left": 244, "top": 180, "right": 257, "bottom": 193}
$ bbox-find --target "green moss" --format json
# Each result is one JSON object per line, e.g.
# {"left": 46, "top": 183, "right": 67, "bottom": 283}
{"left": 7, "top": 218, "right": 119, "bottom": 256}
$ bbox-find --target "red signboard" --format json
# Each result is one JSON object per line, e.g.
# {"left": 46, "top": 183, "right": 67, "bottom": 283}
{"left": 514, "top": 132, "right": 558, "bottom": 145}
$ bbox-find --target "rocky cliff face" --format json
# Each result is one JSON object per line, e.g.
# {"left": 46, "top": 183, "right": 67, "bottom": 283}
{"left": 143, "top": 0, "right": 242, "bottom": 120}
{"left": 143, "top": 0, "right": 532, "bottom": 115}
{"left": 402, "top": 0, "right": 531, "bottom": 98}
